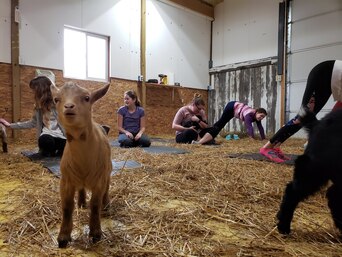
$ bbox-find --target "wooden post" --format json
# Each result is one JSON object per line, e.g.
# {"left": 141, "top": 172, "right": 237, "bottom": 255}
{"left": 140, "top": 0, "right": 146, "bottom": 107}
{"left": 11, "top": 0, "right": 20, "bottom": 138}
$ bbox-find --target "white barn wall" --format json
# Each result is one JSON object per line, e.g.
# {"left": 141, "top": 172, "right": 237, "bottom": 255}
{"left": 146, "top": 1, "right": 211, "bottom": 88}
{"left": 287, "top": 0, "right": 342, "bottom": 138}
{"left": 1, "top": 0, "right": 211, "bottom": 89}
{"left": 212, "top": 0, "right": 280, "bottom": 66}
{"left": 0, "top": 0, "right": 11, "bottom": 63}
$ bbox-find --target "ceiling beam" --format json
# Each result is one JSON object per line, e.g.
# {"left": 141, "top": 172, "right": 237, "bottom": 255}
{"left": 167, "top": 0, "right": 214, "bottom": 19}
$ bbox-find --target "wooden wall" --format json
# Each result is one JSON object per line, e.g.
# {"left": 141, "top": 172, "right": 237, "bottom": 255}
{"left": 0, "top": 63, "right": 208, "bottom": 143}
{"left": 208, "top": 61, "right": 278, "bottom": 136}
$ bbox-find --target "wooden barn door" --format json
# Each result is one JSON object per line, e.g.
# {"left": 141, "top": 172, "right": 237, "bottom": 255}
{"left": 208, "top": 59, "right": 279, "bottom": 136}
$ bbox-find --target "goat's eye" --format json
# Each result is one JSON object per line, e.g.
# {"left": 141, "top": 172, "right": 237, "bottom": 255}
{"left": 84, "top": 96, "right": 90, "bottom": 102}
{"left": 54, "top": 97, "right": 60, "bottom": 103}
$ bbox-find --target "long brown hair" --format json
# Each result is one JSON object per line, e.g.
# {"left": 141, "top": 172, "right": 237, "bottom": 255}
{"left": 125, "top": 90, "right": 141, "bottom": 107}
{"left": 29, "top": 76, "right": 54, "bottom": 127}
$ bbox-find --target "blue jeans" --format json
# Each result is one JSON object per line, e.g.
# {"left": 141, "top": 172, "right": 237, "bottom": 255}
{"left": 118, "top": 133, "right": 151, "bottom": 148}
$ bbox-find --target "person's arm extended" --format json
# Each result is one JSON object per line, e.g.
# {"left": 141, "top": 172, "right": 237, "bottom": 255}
{"left": 256, "top": 120, "right": 266, "bottom": 140}
{"left": 8, "top": 110, "right": 38, "bottom": 129}
{"left": 244, "top": 114, "right": 255, "bottom": 139}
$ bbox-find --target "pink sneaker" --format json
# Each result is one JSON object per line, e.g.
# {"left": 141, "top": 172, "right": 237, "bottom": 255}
{"left": 274, "top": 148, "right": 290, "bottom": 160}
{"left": 259, "top": 148, "right": 285, "bottom": 163}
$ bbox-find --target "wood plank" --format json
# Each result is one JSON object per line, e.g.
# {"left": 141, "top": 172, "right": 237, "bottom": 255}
{"left": 11, "top": 0, "right": 20, "bottom": 138}
{"left": 140, "top": 0, "right": 146, "bottom": 107}
{"left": 167, "top": 0, "right": 214, "bottom": 19}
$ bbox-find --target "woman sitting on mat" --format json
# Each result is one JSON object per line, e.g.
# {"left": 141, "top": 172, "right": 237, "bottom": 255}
{"left": 0, "top": 76, "right": 66, "bottom": 156}
{"left": 172, "top": 93, "right": 211, "bottom": 144}
{"left": 117, "top": 90, "right": 151, "bottom": 148}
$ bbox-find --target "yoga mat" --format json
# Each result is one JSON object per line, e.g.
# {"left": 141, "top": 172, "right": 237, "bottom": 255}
{"left": 110, "top": 140, "right": 189, "bottom": 154}
{"left": 143, "top": 145, "right": 189, "bottom": 154}
{"left": 21, "top": 150, "right": 142, "bottom": 177}
{"left": 227, "top": 152, "right": 299, "bottom": 165}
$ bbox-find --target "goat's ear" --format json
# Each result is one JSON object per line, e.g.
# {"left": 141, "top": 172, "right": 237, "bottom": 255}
{"left": 50, "top": 83, "right": 60, "bottom": 103}
{"left": 90, "top": 83, "right": 110, "bottom": 104}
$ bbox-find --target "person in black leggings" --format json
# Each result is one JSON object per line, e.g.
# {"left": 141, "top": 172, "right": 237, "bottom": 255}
{"left": 260, "top": 60, "right": 342, "bottom": 163}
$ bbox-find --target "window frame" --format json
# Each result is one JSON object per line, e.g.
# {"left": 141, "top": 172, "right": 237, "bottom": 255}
{"left": 63, "top": 25, "right": 110, "bottom": 82}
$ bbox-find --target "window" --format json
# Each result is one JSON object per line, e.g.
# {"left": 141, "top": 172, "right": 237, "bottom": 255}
{"left": 64, "top": 26, "right": 110, "bottom": 82}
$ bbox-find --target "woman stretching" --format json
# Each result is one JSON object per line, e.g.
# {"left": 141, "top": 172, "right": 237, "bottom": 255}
{"left": 260, "top": 60, "right": 342, "bottom": 163}
{"left": 194, "top": 101, "right": 267, "bottom": 145}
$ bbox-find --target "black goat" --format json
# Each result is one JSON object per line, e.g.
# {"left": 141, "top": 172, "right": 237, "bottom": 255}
{"left": 277, "top": 108, "right": 342, "bottom": 235}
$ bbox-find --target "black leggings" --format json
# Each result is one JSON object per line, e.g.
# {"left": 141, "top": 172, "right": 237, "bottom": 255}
{"left": 176, "top": 129, "right": 198, "bottom": 144}
{"left": 206, "top": 101, "right": 236, "bottom": 138}
{"left": 270, "top": 60, "right": 335, "bottom": 145}
{"left": 38, "top": 134, "right": 66, "bottom": 157}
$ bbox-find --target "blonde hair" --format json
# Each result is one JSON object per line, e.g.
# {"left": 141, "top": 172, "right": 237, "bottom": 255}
{"left": 192, "top": 93, "right": 205, "bottom": 106}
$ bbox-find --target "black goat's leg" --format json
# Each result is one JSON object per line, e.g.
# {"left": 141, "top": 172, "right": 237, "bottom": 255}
{"left": 277, "top": 171, "right": 328, "bottom": 234}
{"left": 327, "top": 184, "right": 342, "bottom": 234}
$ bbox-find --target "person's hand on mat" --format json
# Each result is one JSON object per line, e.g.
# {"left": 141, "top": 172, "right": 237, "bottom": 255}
{"left": 0, "top": 118, "right": 10, "bottom": 127}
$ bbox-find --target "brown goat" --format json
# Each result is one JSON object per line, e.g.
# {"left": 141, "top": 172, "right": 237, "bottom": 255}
{"left": 51, "top": 82, "right": 112, "bottom": 248}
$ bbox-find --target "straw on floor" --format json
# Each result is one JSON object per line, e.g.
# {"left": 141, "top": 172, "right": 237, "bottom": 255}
{"left": 0, "top": 137, "right": 341, "bottom": 256}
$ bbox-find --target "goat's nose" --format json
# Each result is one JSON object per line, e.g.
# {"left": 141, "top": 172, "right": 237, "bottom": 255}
{"left": 64, "top": 103, "right": 75, "bottom": 109}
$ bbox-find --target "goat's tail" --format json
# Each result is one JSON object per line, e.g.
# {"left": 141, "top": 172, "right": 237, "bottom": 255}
{"left": 298, "top": 106, "right": 318, "bottom": 131}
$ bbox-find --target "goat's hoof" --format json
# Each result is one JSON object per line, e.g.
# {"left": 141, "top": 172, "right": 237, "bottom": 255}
{"left": 277, "top": 222, "right": 291, "bottom": 235}
{"left": 90, "top": 229, "right": 102, "bottom": 244}
{"left": 58, "top": 239, "right": 69, "bottom": 248}
{"left": 57, "top": 234, "right": 71, "bottom": 248}
{"left": 91, "top": 234, "right": 102, "bottom": 244}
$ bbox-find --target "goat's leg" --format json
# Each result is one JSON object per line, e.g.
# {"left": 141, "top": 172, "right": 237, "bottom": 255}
{"left": 58, "top": 180, "right": 76, "bottom": 248}
{"left": 102, "top": 180, "right": 110, "bottom": 211}
{"left": 277, "top": 157, "right": 328, "bottom": 234}
{"left": 327, "top": 184, "right": 342, "bottom": 234}
{"left": 78, "top": 188, "right": 86, "bottom": 208}
{"left": 89, "top": 190, "right": 103, "bottom": 243}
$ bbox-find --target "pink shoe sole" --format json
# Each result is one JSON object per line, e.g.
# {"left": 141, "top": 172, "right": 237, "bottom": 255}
{"left": 259, "top": 148, "right": 285, "bottom": 163}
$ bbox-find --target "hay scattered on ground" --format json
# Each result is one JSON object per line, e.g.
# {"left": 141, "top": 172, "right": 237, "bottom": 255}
{"left": 0, "top": 136, "right": 341, "bottom": 256}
